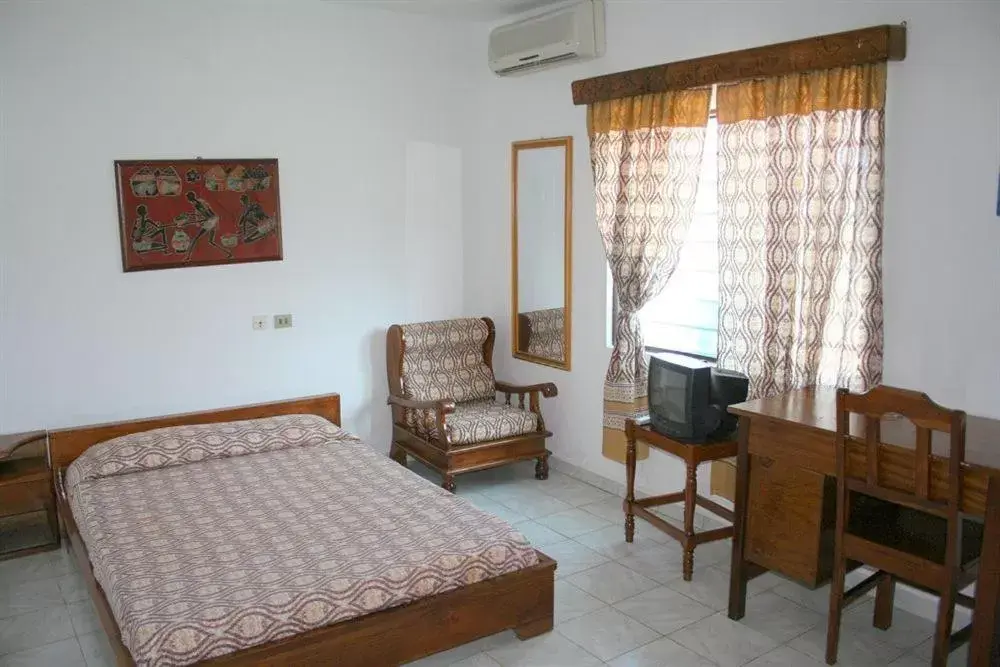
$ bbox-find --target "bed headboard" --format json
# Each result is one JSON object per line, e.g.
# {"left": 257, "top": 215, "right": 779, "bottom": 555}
{"left": 48, "top": 393, "right": 341, "bottom": 470}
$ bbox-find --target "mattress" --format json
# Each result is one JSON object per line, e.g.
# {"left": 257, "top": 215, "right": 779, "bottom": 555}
{"left": 65, "top": 415, "right": 538, "bottom": 667}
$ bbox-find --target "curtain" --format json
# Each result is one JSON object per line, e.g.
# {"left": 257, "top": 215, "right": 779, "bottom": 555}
{"left": 716, "top": 63, "right": 885, "bottom": 398}
{"left": 588, "top": 88, "right": 711, "bottom": 462}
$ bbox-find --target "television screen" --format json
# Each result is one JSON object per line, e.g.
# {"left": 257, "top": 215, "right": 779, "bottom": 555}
{"left": 650, "top": 363, "right": 688, "bottom": 423}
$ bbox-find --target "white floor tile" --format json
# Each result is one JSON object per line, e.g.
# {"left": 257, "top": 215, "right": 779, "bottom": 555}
{"left": 557, "top": 607, "right": 660, "bottom": 661}
{"left": 0, "top": 606, "right": 75, "bottom": 656}
{"left": 554, "top": 580, "right": 606, "bottom": 626}
{"left": 538, "top": 479, "right": 616, "bottom": 507}
{"left": 908, "top": 635, "right": 969, "bottom": 665}
{"left": 842, "top": 599, "right": 934, "bottom": 650}
{"left": 607, "top": 636, "right": 717, "bottom": 667}
{"left": 670, "top": 612, "right": 778, "bottom": 667}
{"left": 566, "top": 562, "right": 658, "bottom": 605}
{"left": 485, "top": 491, "right": 574, "bottom": 520}
{"left": 67, "top": 602, "right": 101, "bottom": 637}
{"left": 573, "top": 525, "right": 663, "bottom": 560}
{"left": 613, "top": 586, "right": 714, "bottom": 635}
{"left": 577, "top": 497, "right": 630, "bottom": 525}
{"left": 511, "top": 521, "right": 567, "bottom": 548}
{"left": 485, "top": 630, "right": 602, "bottom": 666}
{"left": 0, "top": 579, "right": 64, "bottom": 619}
{"left": 0, "top": 637, "right": 85, "bottom": 667}
{"left": 538, "top": 540, "right": 608, "bottom": 578}
{"left": 77, "top": 631, "right": 115, "bottom": 667}
{"left": 615, "top": 544, "right": 687, "bottom": 584}
{"left": 737, "top": 591, "right": 824, "bottom": 644}
{"left": 0, "top": 551, "right": 74, "bottom": 587}
{"left": 789, "top": 625, "right": 904, "bottom": 667}
{"left": 55, "top": 574, "right": 89, "bottom": 605}
{"left": 745, "top": 645, "right": 828, "bottom": 667}
{"left": 449, "top": 654, "right": 501, "bottom": 667}
{"left": 535, "top": 509, "right": 612, "bottom": 538}
{"left": 665, "top": 565, "right": 733, "bottom": 611}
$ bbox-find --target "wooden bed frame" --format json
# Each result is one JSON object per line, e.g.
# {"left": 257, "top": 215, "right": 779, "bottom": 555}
{"left": 50, "top": 394, "right": 556, "bottom": 667}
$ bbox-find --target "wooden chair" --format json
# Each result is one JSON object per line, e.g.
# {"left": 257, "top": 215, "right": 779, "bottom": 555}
{"left": 386, "top": 317, "right": 557, "bottom": 492}
{"left": 826, "top": 386, "right": 984, "bottom": 667}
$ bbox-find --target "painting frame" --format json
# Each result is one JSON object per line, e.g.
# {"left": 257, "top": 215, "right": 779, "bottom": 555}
{"left": 114, "top": 158, "right": 283, "bottom": 272}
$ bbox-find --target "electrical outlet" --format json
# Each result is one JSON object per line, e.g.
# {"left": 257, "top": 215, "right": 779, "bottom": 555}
{"left": 274, "top": 314, "right": 293, "bottom": 329}
{"left": 252, "top": 316, "right": 268, "bottom": 331}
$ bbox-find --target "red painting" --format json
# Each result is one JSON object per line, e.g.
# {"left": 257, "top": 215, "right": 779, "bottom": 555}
{"left": 115, "top": 159, "right": 282, "bottom": 272}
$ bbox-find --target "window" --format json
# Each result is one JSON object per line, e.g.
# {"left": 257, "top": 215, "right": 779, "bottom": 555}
{"left": 608, "top": 112, "right": 720, "bottom": 359}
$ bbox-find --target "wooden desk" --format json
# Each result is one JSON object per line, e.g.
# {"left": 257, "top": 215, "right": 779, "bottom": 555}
{"left": 625, "top": 419, "right": 737, "bottom": 581}
{"left": 726, "top": 387, "right": 1000, "bottom": 622}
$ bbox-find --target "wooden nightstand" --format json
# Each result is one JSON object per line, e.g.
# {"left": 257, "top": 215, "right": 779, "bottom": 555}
{"left": 0, "top": 431, "right": 59, "bottom": 560}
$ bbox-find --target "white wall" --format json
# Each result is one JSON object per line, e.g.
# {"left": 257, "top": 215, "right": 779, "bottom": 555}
{"left": 517, "top": 145, "right": 566, "bottom": 312}
{"left": 464, "top": 0, "right": 1000, "bottom": 496}
{"left": 0, "top": 0, "right": 479, "bottom": 445}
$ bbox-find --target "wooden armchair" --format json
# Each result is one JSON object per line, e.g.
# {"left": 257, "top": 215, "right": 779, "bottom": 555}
{"left": 386, "top": 317, "right": 557, "bottom": 492}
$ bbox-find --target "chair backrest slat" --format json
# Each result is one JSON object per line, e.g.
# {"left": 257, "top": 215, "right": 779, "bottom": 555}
{"left": 866, "top": 415, "right": 880, "bottom": 486}
{"left": 835, "top": 384, "right": 965, "bottom": 512}
{"left": 915, "top": 426, "right": 931, "bottom": 498}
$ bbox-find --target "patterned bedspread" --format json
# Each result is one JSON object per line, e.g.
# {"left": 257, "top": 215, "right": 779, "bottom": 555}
{"left": 66, "top": 415, "right": 538, "bottom": 667}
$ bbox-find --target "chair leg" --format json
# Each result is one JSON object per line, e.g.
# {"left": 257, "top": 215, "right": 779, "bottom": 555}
{"left": 441, "top": 474, "right": 456, "bottom": 493}
{"left": 931, "top": 583, "right": 957, "bottom": 667}
{"left": 389, "top": 442, "right": 407, "bottom": 467}
{"left": 534, "top": 454, "right": 549, "bottom": 480}
{"left": 826, "top": 554, "right": 848, "bottom": 665}
{"left": 874, "top": 572, "right": 895, "bottom": 631}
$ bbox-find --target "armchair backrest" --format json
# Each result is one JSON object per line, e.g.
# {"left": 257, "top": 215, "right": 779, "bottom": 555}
{"left": 387, "top": 318, "right": 496, "bottom": 415}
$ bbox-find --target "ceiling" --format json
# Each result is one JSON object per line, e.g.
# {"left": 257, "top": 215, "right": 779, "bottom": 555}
{"left": 341, "top": 0, "right": 565, "bottom": 22}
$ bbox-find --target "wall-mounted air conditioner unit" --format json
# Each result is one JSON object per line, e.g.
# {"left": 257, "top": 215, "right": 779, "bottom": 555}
{"left": 489, "top": 0, "right": 605, "bottom": 76}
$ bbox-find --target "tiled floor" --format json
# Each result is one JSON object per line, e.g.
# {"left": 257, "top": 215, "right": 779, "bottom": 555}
{"left": 0, "top": 461, "right": 968, "bottom": 666}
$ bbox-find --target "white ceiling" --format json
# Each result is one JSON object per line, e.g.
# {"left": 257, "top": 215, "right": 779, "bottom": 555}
{"left": 336, "top": 0, "right": 565, "bottom": 22}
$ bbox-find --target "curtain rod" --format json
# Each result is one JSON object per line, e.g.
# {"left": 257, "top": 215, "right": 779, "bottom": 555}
{"left": 571, "top": 24, "right": 906, "bottom": 106}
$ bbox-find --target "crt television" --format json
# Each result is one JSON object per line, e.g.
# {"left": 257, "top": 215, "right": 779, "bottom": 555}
{"left": 647, "top": 352, "right": 749, "bottom": 442}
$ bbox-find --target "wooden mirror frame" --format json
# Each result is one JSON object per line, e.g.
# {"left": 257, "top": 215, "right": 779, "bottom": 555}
{"left": 511, "top": 137, "right": 573, "bottom": 371}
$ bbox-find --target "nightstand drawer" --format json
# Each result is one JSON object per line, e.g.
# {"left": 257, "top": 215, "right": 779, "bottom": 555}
{"left": 0, "top": 476, "right": 53, "bottom": 517}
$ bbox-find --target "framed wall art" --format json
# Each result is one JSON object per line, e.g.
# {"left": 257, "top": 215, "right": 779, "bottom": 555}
{"left": 114, "top": 158, "right": 282, "bottom": 272}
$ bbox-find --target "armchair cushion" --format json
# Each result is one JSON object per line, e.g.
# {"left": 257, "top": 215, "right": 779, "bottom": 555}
{"left": 523, "top": 308, "right": 565, "bottom": 361}
{"left": 409, "top": 400, "right": 539, "bottom": 446}
{"left": 401, "top": 318, "right": 496, "bottom": 404}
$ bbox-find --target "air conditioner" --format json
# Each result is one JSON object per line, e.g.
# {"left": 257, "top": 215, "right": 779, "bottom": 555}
{"left": 489, "top": 0, "right": 605, "bottom": 76}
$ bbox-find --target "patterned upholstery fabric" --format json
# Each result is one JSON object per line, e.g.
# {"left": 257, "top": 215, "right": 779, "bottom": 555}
{"left": 65, "top": 414, "right": 344, "bottom": 488}
{"left": 409, "top": 400, "right": 539, "bottom": 445}
{"left": 400, "top": 318, "right": 495, "bottom": 404}
{"left": 66, "top": 423, "right": 538, "bottom": 667}
{"left": 523, "top": 308, "right": 565, "bottom": 362}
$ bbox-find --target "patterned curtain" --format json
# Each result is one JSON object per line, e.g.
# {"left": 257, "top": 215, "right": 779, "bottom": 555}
{"left": 716, "top": 63, "right": 885, "bottom": 398}
{"left": 588, "top": 89, "right": 711, "bottom": 462}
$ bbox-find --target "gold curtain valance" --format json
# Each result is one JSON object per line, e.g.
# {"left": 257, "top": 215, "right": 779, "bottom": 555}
{"left": 717, "top": 62, "right": 886, "bottom": 125}
{"left": 587, "top": 88, "right": 712, "bottom": 137}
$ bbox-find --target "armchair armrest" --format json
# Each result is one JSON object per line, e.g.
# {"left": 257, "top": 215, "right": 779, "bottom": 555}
{"left": 386, "top": 395, "right": 457, "bottom": 415}
{"left": 386, "top": 394, "right": 456, "bottom": 447}
{"left": 495, "top": 381, "right": 558, "bottom": 399}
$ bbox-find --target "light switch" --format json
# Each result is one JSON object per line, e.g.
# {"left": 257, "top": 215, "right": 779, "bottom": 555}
{"left": 274, "top": 314, "right": 293, "bottom": 329}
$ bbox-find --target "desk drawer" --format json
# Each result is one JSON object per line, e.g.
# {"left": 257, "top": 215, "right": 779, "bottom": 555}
{"left": 0, "top": 478, "right": 53, "bottom": 517}
{"left": 746, "top": 454, "right": 836, "bottom": 588}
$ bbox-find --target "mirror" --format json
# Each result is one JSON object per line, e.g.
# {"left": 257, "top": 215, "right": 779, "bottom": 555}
{"left": 511, "top": 137, "right": 572, "bottom": 370}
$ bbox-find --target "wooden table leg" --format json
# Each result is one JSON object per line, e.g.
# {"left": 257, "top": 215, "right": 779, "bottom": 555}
{"left": 683, "top": 461, "right": 697, "bottom": 581}
{"left": 728, "top": 416, "right": 751, "bottom": 620}
{"left": 970, "top": 474, "right": 1000, "bottom": 666}
{"left": 624, "top": 420, "right": 637, "bottom": 543}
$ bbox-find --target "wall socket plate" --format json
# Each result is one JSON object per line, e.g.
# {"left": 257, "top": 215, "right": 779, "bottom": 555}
{"left": 252, "top": 315, "right": 268, "bottom": 331}
{"left": 274, "top": 314, "right": 293, "bottom": 329}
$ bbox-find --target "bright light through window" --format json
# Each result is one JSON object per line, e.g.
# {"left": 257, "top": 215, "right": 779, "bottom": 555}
{"left": 608, "top": 113, "right": 720, "bottom": 359}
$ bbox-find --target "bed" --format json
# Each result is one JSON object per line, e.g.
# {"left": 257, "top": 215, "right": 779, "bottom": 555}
{"left": 50, "top": 394, "right": 555, "bottom": 667}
